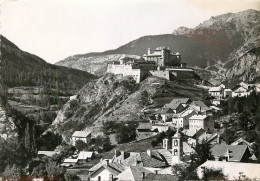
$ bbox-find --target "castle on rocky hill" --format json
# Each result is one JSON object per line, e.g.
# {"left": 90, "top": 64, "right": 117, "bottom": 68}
{"left": 107, "top": 47, "right": 195, "bottom": 83}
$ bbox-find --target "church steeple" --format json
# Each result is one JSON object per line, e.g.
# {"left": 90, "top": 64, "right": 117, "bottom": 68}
{"left": 171, "top": 129, "right": 183, "bottom": 165}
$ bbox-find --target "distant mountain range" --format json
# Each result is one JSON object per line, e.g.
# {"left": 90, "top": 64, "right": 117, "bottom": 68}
{"left": 0, "top": 35, "right": 97, "bottom": 93}
{"left": 56, "top": 9, "right": 260, "bottom": 86}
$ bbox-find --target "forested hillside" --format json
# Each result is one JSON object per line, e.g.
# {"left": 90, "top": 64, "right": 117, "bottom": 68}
{"left": 0, "top": 35, "right": 97, "bottom": 93}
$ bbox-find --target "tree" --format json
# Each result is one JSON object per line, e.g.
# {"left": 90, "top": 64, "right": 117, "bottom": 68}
{"left": 64, "top": 172, "right": 80, "bottom": 181}
{"left": 151, "top": 140, "right": 157, "bottom": 147}
{"left": 45, "top": 160, "right": 65, "bottom": 181}
{"left": 31, "top": 162, "right": 47, "bottom": 178}
{"left": 3, "top": 164, "right": 25, "bottom": 181}
{"left": 172, "top": 163, "right": 199, "bottom": 180}
{"left": 75, "top": 140, "right": 88, "bottom": 151}
{"left": 190, "top": 141, "right": 214, "bottom": 168}
{"left": 238, "top": 112, "right": 256, "bottom": 131}
{"left": 202, "top": 167, "right": 226, "bottom": 181}
{"left": 102, "top": 136, "right": 112, "bottom": 151}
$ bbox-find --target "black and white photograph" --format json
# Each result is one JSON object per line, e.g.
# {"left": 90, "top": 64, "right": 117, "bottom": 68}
{"left": 0, "top": 0, "right": 260, "bottom": 180}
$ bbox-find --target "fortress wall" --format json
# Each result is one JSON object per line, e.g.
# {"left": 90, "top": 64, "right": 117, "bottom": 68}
{"left": 149, "top": 70, "right": 170, "bottom": 80}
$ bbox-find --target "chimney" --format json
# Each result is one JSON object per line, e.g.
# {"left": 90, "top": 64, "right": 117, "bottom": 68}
{"left": 217, "top": 134, "right": 220, "bottom": 144}
{"left": 115, "top": 150, "right": 120, "bottom": 158}
{"left": 105, "top": 159, "right": 109, "bottom": 166}
{"left": 147, "top": 149, "right": 152, "bottom": 157}
{"left": 142, "top": 172, "right": 145, "bottom": 179}
{"left": 121, "top": 151, "right": 125, "bottom": 159}
{"left": 227, "top": 148, "right": 230, "bottom": 161}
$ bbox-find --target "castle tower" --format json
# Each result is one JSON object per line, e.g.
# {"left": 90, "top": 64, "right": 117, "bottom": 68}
{"left": 171, "top": 129, "right": 183, "bottom": 165}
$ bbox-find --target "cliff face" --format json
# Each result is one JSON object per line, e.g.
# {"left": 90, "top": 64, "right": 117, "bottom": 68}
{"left": 0, "top": 106, "right": 16, "bottom": 139}
{"left": 50, "top": 74, "right": 205, "bottom": 139}
{"left": 225, "top": 47, "right": 260, "bottom": 86}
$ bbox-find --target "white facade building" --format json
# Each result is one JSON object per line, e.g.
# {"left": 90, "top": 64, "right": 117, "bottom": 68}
{"left": 189, "top": 115, "right": 214, "bottom": 132}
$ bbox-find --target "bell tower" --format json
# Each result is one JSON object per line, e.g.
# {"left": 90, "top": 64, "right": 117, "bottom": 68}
{"left": 171, "top": 130, "right": 183, "bottom": 165}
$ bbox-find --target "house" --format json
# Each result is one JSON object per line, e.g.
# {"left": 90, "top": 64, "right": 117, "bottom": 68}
{"left": 112, "top": 150, "right": 169, "bottom": 169}
{"left": 164, "top": 98, "right": 191, "bottom": 111}
{"left": 37, "top": 151, "right": 60, "bottom": 157}
{"left": 155, "top": 107, "right": 175, "bottom": 122}
{"left": 136, "top": 123, "right": 157, "bottom": 140}
{"left": 117, "top": 166, "right": 153, "bottom": 181}
{"left": 90, "top": 160, "right": 125, "bottom": 181}
{"left": 172, "top": 109, "right": 195, "bottom": 128}
{"left": 71, "top": 130, "right": 91, "bottom": 146}
{"left": 211, "top": 145, "right": 251, "bottom": 162}
{"left": 231, "top": 82, "right": 255, "bottom": 97}
{"left": 189, "top": 115, "right": 214, "bottom": 132}
{"left": 200, "top": 132, "right": 226, "bottom": 146}
{"left": 77, "top": 151, "right": 93, "bottom": 164}
{"left": 143, "top": 173, "right": 178, "bottom": 181}
{"left": 208, "top": 86, "right": 224, "bottom": 99}
{"left": 189, "top": 100, "right": 211, "bottom": 115}
{"left": 186, "top": 128, "right": 207, "bottom": 147}
{"left": 197, "top": 161, "right": 260, "bottom": 180}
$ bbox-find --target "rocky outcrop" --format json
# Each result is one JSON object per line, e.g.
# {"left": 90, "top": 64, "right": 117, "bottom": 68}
{"left": 50, "top": 74, "right": 205, "bottom": 139}
{"left": 225, "top": 47, "right": 260, "bottom": 86}
{"left": 0, "top": 106, "right": 17, "bottom": 139}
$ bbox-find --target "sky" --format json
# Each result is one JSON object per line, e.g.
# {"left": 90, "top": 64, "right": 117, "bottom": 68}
{"left": 1, "top": 0, "right": 259, "bottom": 64}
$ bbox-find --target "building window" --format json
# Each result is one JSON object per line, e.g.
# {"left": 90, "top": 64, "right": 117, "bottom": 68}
{"left": 174, "top": 140, "right": 178, "bottom": 146}
{"left": 174, "top": 149, "right": 178, "bottom": 155}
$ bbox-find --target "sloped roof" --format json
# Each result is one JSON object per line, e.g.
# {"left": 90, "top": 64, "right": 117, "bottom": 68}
{"left": 155, "top": 149, "right": 172, "bottom": 165}
{"left": 155, "top": 107, "right": 174, "bottom": 114}
{"left": 72, "top": 131, "right": 91, "bottom": 138}
{"left": 90, "top": 162, "right": 125, "bottom": 177}
{"left": 190, "top": 101, "right": 210, "bottom": 111}
{"left": 137, "top": 123, "right": 153, "bottom": 130}
{"left": 143, "top": 173, "right": 178, "bottom": 181}
{"left": 77, "top": 151, "right": 93, "bottom": 160}
{"left": 140, "top": 152, "right": 167, "bottom": 168}
{"left": 209, "top": 86, "right": 222, "bottom": 92}
{"left": 192, "top": 128, "right": 206, "bottom": 138}
{"left": 189, "top": 115, "right": 208, "bottom": 120}
{"left": 37, "top": 151, "right": 60, "bottom": 157}
{"left": 117, "top": 166, "right": 153, "bottom": 181}
{"left": 211, "top": 145, "right": 248, "bottom": 162}
{"left": 164, "top": 98, "right": 190, "bottom": 109}
{"left": 208, "top": 79, "right": 221, "bottom": 86}
{"left": 63, "top": 159, "right": 78, "bottom": 163}
{"left": 231, "top": 138, "right": 254, "bottom": 146}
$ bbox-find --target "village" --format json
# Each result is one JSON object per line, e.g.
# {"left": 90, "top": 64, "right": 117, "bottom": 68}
{"left": 35, "top": 47, "right": 260, "bottom": 181}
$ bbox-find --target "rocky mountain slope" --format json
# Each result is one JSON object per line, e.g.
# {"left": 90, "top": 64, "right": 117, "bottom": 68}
{"left": 56, "top": 9, "right": 260, "bottom": 85}
{"left": 50, "top": 74, "right": 206, "bottom": 139}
